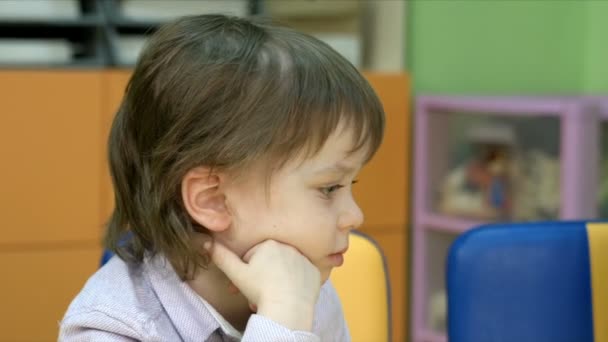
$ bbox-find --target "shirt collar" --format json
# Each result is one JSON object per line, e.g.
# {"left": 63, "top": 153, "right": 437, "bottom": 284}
{"left": 145, "top": 254, "right": 220, "bottom": 342}
{"left": 201, "top": 299, "right": 243, "bottom": 340}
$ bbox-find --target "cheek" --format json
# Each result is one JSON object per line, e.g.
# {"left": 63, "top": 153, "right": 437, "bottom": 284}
{"left": 229, "top": 188, "right": 338, "bottom": 258}
{"left": 272, "top": 202, "right": 337, "bottom": 250}
{"left": 273, "top": 196, "right": 330, "bottom": 231}
{"left": 224, "top": 197, "right": 273, "bottom": 256}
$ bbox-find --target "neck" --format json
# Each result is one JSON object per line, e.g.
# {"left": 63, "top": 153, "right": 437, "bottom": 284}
{"left": 186, "top": 263, "right": 252, "bottom": 331}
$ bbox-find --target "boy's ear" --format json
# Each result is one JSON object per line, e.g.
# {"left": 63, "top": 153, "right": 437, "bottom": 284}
{"left": 181, "top": 167, "right": 231, "bottom": 232}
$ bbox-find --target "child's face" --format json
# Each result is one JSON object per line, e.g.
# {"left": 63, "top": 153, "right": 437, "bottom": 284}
{"left": 216, "top": 125, "right": 367, "bottom": 282}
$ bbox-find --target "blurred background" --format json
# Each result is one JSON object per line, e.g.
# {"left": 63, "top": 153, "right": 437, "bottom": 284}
{"left": 0, "top": 1, "right": 606, "bottom": 341}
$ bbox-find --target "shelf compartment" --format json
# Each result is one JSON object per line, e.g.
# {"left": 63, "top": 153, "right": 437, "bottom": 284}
{"left": 414, "top": 96, "right": 598, "bottom": 226}
{"left": 425, "top": 230, "right": 458, "bottom": 336}
{"left": 420, "top": 101, "right": 563, "bottom": 222}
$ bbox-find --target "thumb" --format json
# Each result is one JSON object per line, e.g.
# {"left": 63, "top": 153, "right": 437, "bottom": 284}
{"left": 209, "top": 241, "right": 247, "bottom": 284}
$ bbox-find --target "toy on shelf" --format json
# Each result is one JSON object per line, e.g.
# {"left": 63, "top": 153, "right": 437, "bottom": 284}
{"left": 512, "top": 149, "right": 560, "bottom": 220}
{"left": 438, "top": 121, "right": 561, "bottom": 222}
{"left": 438, "top": 123, "right": 516, "bottom": 221}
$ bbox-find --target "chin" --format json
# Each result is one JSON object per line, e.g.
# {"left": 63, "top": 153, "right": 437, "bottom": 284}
{"left": 320, "top": 269, "right": 332, "bottom": 284}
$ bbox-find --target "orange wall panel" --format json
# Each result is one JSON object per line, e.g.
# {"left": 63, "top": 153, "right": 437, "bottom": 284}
{"left": 356, "top": 73, "right": 410, "bottom": 228}
{"left": 0, "top": 71, "right": 105, "bottom": 245}
{"left": 100, "top": 70, "right": 133, "bottom": 223}
{"left": 0, "top": 246, "right": 101, "bottom": 341}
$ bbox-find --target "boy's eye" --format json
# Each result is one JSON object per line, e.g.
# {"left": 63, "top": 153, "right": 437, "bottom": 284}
{"left": 320, "top": 184, "right": 344, "bottom": 196}
{"left": 319, "top": 180, "right": 359, "bottom": 197}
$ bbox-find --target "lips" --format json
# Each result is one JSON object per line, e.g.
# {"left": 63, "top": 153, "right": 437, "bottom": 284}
{"left": 328, "top": 252, "right": 345, "bottom": 266}
{"left": 328, "top": 246, "right": 348, "bottom": 266}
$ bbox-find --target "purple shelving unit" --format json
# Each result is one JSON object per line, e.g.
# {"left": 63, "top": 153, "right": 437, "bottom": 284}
{"left": 411, "top": 95, "right": 603, "bottom": 342}
{"left": 600, "top": 98, "right": 608, "bottom": 118}
{"left": 597, "top": 98, "right": 608, "bottom": 219}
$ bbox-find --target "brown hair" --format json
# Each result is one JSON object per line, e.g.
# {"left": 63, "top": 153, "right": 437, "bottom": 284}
{"left": 105, "top": 14, "right": 385, "bottom": 279}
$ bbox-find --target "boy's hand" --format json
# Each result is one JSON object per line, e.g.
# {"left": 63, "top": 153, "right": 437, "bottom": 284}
{"left": 209, "top": 239, "right": 321, "bottom": 331}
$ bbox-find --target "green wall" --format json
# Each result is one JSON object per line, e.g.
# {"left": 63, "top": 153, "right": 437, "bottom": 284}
{"left": 408, "top": 0, "right": 607, "bottom": 95}
{"left": 583, "top": 1, "right": 608, "bottom": 93}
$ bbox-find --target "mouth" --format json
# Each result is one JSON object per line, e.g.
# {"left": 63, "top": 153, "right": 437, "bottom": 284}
{"left": 327, "top": 246, "right": 348, "bottom": 267}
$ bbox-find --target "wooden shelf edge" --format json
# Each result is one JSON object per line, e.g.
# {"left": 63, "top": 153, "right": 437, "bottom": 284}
{"left": 418, "top": 212, "right": 485, "bottom": 234}
{"left": 415, "top": 329, "right": 447, "bottom": 342}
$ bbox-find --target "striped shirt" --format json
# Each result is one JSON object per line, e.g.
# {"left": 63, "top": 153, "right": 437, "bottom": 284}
{"left": 59, "top": 254, "right": 350, "bottom": 341}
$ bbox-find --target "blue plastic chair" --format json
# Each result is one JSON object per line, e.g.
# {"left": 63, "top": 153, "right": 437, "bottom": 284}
{"left": 447, "top": 221, "right": 608, "bottom": 342}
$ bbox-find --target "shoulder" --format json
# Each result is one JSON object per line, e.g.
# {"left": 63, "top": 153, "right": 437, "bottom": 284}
{"left": 60, "top": 256, "right": 163, "bottom": 340}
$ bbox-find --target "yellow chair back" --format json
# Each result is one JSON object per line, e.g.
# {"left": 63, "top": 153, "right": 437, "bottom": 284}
{"left": 330, "top": 231, "right": 391, "bottom": 342}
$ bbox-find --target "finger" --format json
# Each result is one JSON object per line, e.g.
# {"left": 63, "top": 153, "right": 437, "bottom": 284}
{"left": 262, "top": 239, "right": 307, "bottom": 257}
{"left": 210, "top": 241, "right": 247, "bottom": 284}
{"left": 190, "top": 231, "right": 212, "bottom": 252}
{"left": 243, "top": 239, "right": 295, "bottom": 263}
{"left": 242, "top": 242, "right": 263, "bottom": 263}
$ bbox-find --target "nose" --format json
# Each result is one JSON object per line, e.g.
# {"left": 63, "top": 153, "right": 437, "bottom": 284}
{"left": 338, "top": 196, "right": 364, "bottom": 232}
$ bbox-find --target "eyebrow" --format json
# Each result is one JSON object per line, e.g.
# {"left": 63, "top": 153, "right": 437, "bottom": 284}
{"left": 313, "top": 163, "right": 358, "bottom": 175}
